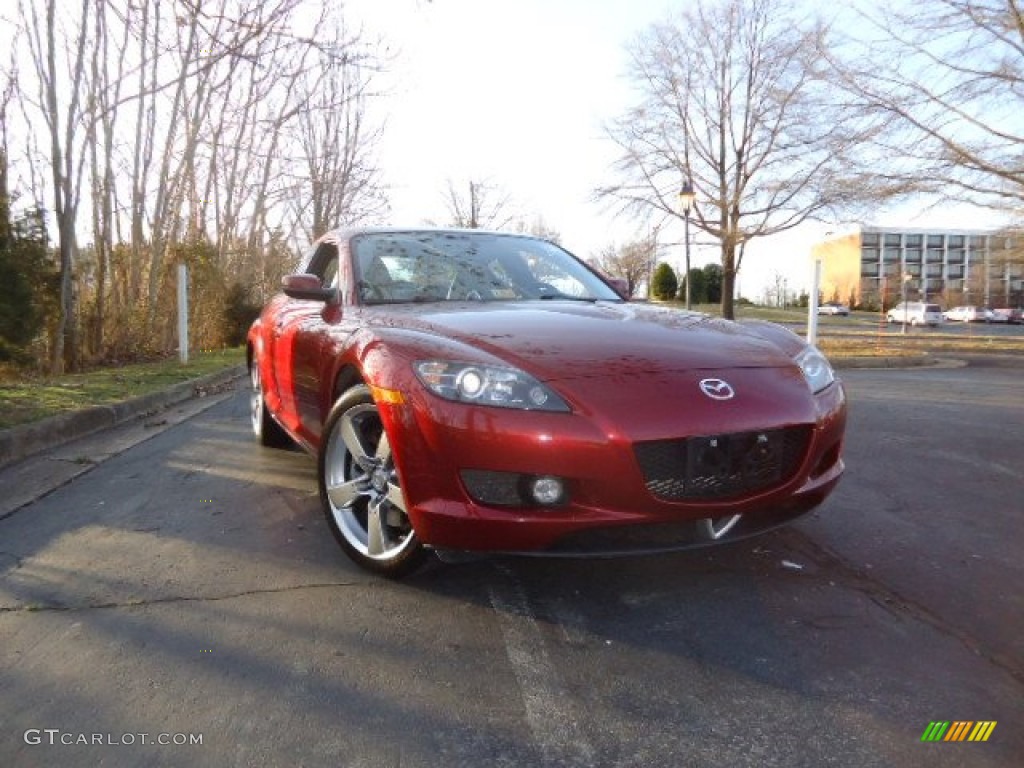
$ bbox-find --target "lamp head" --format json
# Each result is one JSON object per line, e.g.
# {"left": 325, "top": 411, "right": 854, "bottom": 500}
{"left": 678, "top": 181, "right": 696, "bottom": 215}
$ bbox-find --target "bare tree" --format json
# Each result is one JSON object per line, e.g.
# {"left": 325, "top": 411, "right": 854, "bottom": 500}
{"left": 144, "top": 2, "right": 234, "bottom": 337}
{"left": 821, "top": 0, "right": 1024, "bottom": 212}
{"left": 7, "top": 0, "right": 388, "bottom": 361}
{"left": 512, "top": 215, "right": 562, "bottom": 244}
{"left": 1, "top": 49, "right": 16, "bottom": 204}
{"left": 204, "top": 17, "right": 292, "bottom": 263}
{"left": 24, "top": 0, "right": 91, "bottom": 372}
{"left": 84, "top": 0, "right": 134, "bottom": 356}
{"left": 444, "top": 178, "right": 515, "bottom": 230}
{"left": 291, "top": 29, "right": 388, "bottom": 241}
{"left": 594, "top": 236, "right": 659, "bottom": 299}
{"left": 597, "top": 0, "right": 883, "bottom": 319}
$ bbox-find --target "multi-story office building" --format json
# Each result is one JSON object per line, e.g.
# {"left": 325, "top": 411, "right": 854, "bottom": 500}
{"left": 813, "top": 226, "right": 1024, "bottom": 309}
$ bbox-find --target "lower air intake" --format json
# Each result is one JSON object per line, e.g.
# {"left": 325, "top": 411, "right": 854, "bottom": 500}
{"left": 634, "top": 426, "right": 811, "bottom": 501}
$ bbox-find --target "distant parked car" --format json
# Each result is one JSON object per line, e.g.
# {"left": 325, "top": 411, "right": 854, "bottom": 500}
{"left": 818, "top": 302, "right": 850, "bottom": 316}
{"left": 990, "top": 308, "right": 1022, "bottom": 324}
{"left": 943, "top": 306, "right": 994, "bottom": 323}
{"left": 886, "top": 302, "right": 943, "bottom": 327}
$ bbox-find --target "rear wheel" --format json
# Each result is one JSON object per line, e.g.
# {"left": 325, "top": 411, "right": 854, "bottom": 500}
{"left": 250, "top": 363, "right": 291, "bottom": 448}
{"left": 319, "top": 385, "right": 427, "bottom": 577}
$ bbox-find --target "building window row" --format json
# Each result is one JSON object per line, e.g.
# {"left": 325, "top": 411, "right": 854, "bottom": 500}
{"left": 861, "top": 232, "right": 990, "bottom": 250}
{"left": 843, "top": 227, "right": 1022, "bottom": 308}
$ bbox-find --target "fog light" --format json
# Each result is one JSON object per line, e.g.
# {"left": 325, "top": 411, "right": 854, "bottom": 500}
{"left": 460, "top": 470, "right": 569, "bottom": 508}
{"left": 530, "top": 475, "right": 566, "bottom": 506}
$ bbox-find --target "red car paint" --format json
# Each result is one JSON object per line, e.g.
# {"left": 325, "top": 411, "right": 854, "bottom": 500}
{"left": 249, "top": 228, "right": 845, "bottom": 563}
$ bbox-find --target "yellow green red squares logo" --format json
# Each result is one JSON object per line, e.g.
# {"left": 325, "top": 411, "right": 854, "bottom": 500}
{"left": 921, "top": 721, "right": 996, "bottom": 742}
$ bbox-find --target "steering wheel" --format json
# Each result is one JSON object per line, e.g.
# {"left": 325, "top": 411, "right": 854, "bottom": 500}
{"left": 445, "top": 275, "right": 460, "bottom": 300}
{"left": 446, "top": 275, "right": 483, "bottom": 301}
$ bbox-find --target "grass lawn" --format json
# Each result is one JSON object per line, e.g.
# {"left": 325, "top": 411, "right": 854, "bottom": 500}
{"left": 0, "top": 348, "right": 245, "bottom": 430}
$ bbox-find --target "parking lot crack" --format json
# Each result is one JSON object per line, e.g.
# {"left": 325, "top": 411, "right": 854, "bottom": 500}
{"left": 0, "top": 580, "right": 363, "bottom": 615}
{"left": 781, "top": 530, "right": 1024, "bottom": 687}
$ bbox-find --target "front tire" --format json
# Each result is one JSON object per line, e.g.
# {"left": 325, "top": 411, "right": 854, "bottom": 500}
{"left": 319, "top": 385, "right": 427, "bottom": 577}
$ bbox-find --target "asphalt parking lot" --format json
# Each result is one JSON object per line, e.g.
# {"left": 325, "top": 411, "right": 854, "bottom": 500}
{"left": 0, "top": 360, "right": 1021, "bottom": 767}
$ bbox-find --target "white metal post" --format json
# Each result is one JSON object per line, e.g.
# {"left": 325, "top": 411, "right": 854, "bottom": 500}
{"left": 178, "top": 263, "right": 189, "bottom": 364}
{"left": 807, "top": 258, "right": 821, "bottom": 345}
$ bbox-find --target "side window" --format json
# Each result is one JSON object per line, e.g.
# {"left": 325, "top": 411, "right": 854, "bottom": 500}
{"left": 309, "top": 242, "right": 339, "bottom": 288}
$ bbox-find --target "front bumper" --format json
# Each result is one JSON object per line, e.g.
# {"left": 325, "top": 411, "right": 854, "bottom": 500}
{"left": 380, "top": 371, "right": 847, "bottom": 555}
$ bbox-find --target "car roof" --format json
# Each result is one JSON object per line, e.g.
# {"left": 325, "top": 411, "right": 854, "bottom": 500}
{"left": 330, "top": 226, "right": 549, "bottom": 242}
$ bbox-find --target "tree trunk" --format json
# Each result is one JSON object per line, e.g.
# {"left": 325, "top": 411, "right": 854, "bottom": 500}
{"left": 721, "top": 247, "right": 736, "bottom": 320}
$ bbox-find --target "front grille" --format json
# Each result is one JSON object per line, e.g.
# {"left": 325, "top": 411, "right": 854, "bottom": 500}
{"left": 634, "top": 427, "right": 811, "bottom": 501}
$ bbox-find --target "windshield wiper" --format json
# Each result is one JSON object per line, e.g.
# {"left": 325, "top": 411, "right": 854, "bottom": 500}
{"left": 537, "top": 293, "right": 599, "bottom": 302}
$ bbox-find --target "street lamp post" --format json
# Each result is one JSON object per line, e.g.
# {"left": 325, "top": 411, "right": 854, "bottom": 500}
{"left": 808, "top": 257, "right": 821, "bottom": 345}
{"left": 679, "top": 181, "right": 696, "bottom": 310}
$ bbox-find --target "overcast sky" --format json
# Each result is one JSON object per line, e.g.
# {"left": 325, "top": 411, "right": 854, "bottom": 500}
{"left": 344, "top": 0, "right": 1008, "bottom": 299}
{"left": 346, "top": 0, "right": 682, "bottom": 252}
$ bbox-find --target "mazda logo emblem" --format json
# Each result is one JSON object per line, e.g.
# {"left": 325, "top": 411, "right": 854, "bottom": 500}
{"left": 699, "top": 378, "right": 735, "bottom": 400}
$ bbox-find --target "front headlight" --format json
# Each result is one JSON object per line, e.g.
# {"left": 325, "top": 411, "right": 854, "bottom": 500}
{"left": 414, "top": 361, "right": 571, "bottom": 412}
{"left": 795, "top": 345, "right": 836, "bottom": 393}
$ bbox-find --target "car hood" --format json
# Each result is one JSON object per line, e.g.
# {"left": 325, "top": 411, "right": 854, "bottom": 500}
{"left": 368, "top": 300, "right": 796, "bottom": 382}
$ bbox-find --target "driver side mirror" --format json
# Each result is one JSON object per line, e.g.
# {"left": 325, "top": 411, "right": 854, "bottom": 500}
{"left": 282, "top": 274, "right": 337, "bottom": 303}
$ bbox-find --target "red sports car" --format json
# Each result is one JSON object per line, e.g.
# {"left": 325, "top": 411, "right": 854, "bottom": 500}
{"left": 248, "top": 228, "right": 846, "bottom": 576}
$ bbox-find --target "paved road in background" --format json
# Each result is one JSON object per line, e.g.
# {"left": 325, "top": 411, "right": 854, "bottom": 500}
{"left": 1, "top": 362, "right": 1022, "bottom": 767}
{"left": 845, "top": 319, "right": 1024, "bottom": 337}
{"left": 796, "top": 314, "right": 1024, "bottom": 337}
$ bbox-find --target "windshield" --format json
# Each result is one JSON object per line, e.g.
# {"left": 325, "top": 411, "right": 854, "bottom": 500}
{"left": 351, "top": 231, "right": 622, "bottom": 305}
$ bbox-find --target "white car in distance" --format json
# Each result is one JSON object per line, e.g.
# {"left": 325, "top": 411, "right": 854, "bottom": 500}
{"left": 886, "top": 302, "right": 943, "bottom": 327}
{"left": 943, "top": 306, "right": 994, "bottom": 323}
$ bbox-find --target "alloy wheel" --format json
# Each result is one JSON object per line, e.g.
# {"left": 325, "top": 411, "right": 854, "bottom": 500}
{"left": 321, "top": 394, "right": 421, "bottom": 569}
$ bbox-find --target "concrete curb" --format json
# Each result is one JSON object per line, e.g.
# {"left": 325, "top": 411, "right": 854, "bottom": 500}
{"left": 0, "top": 364, "right": 247, "bottom": 470}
